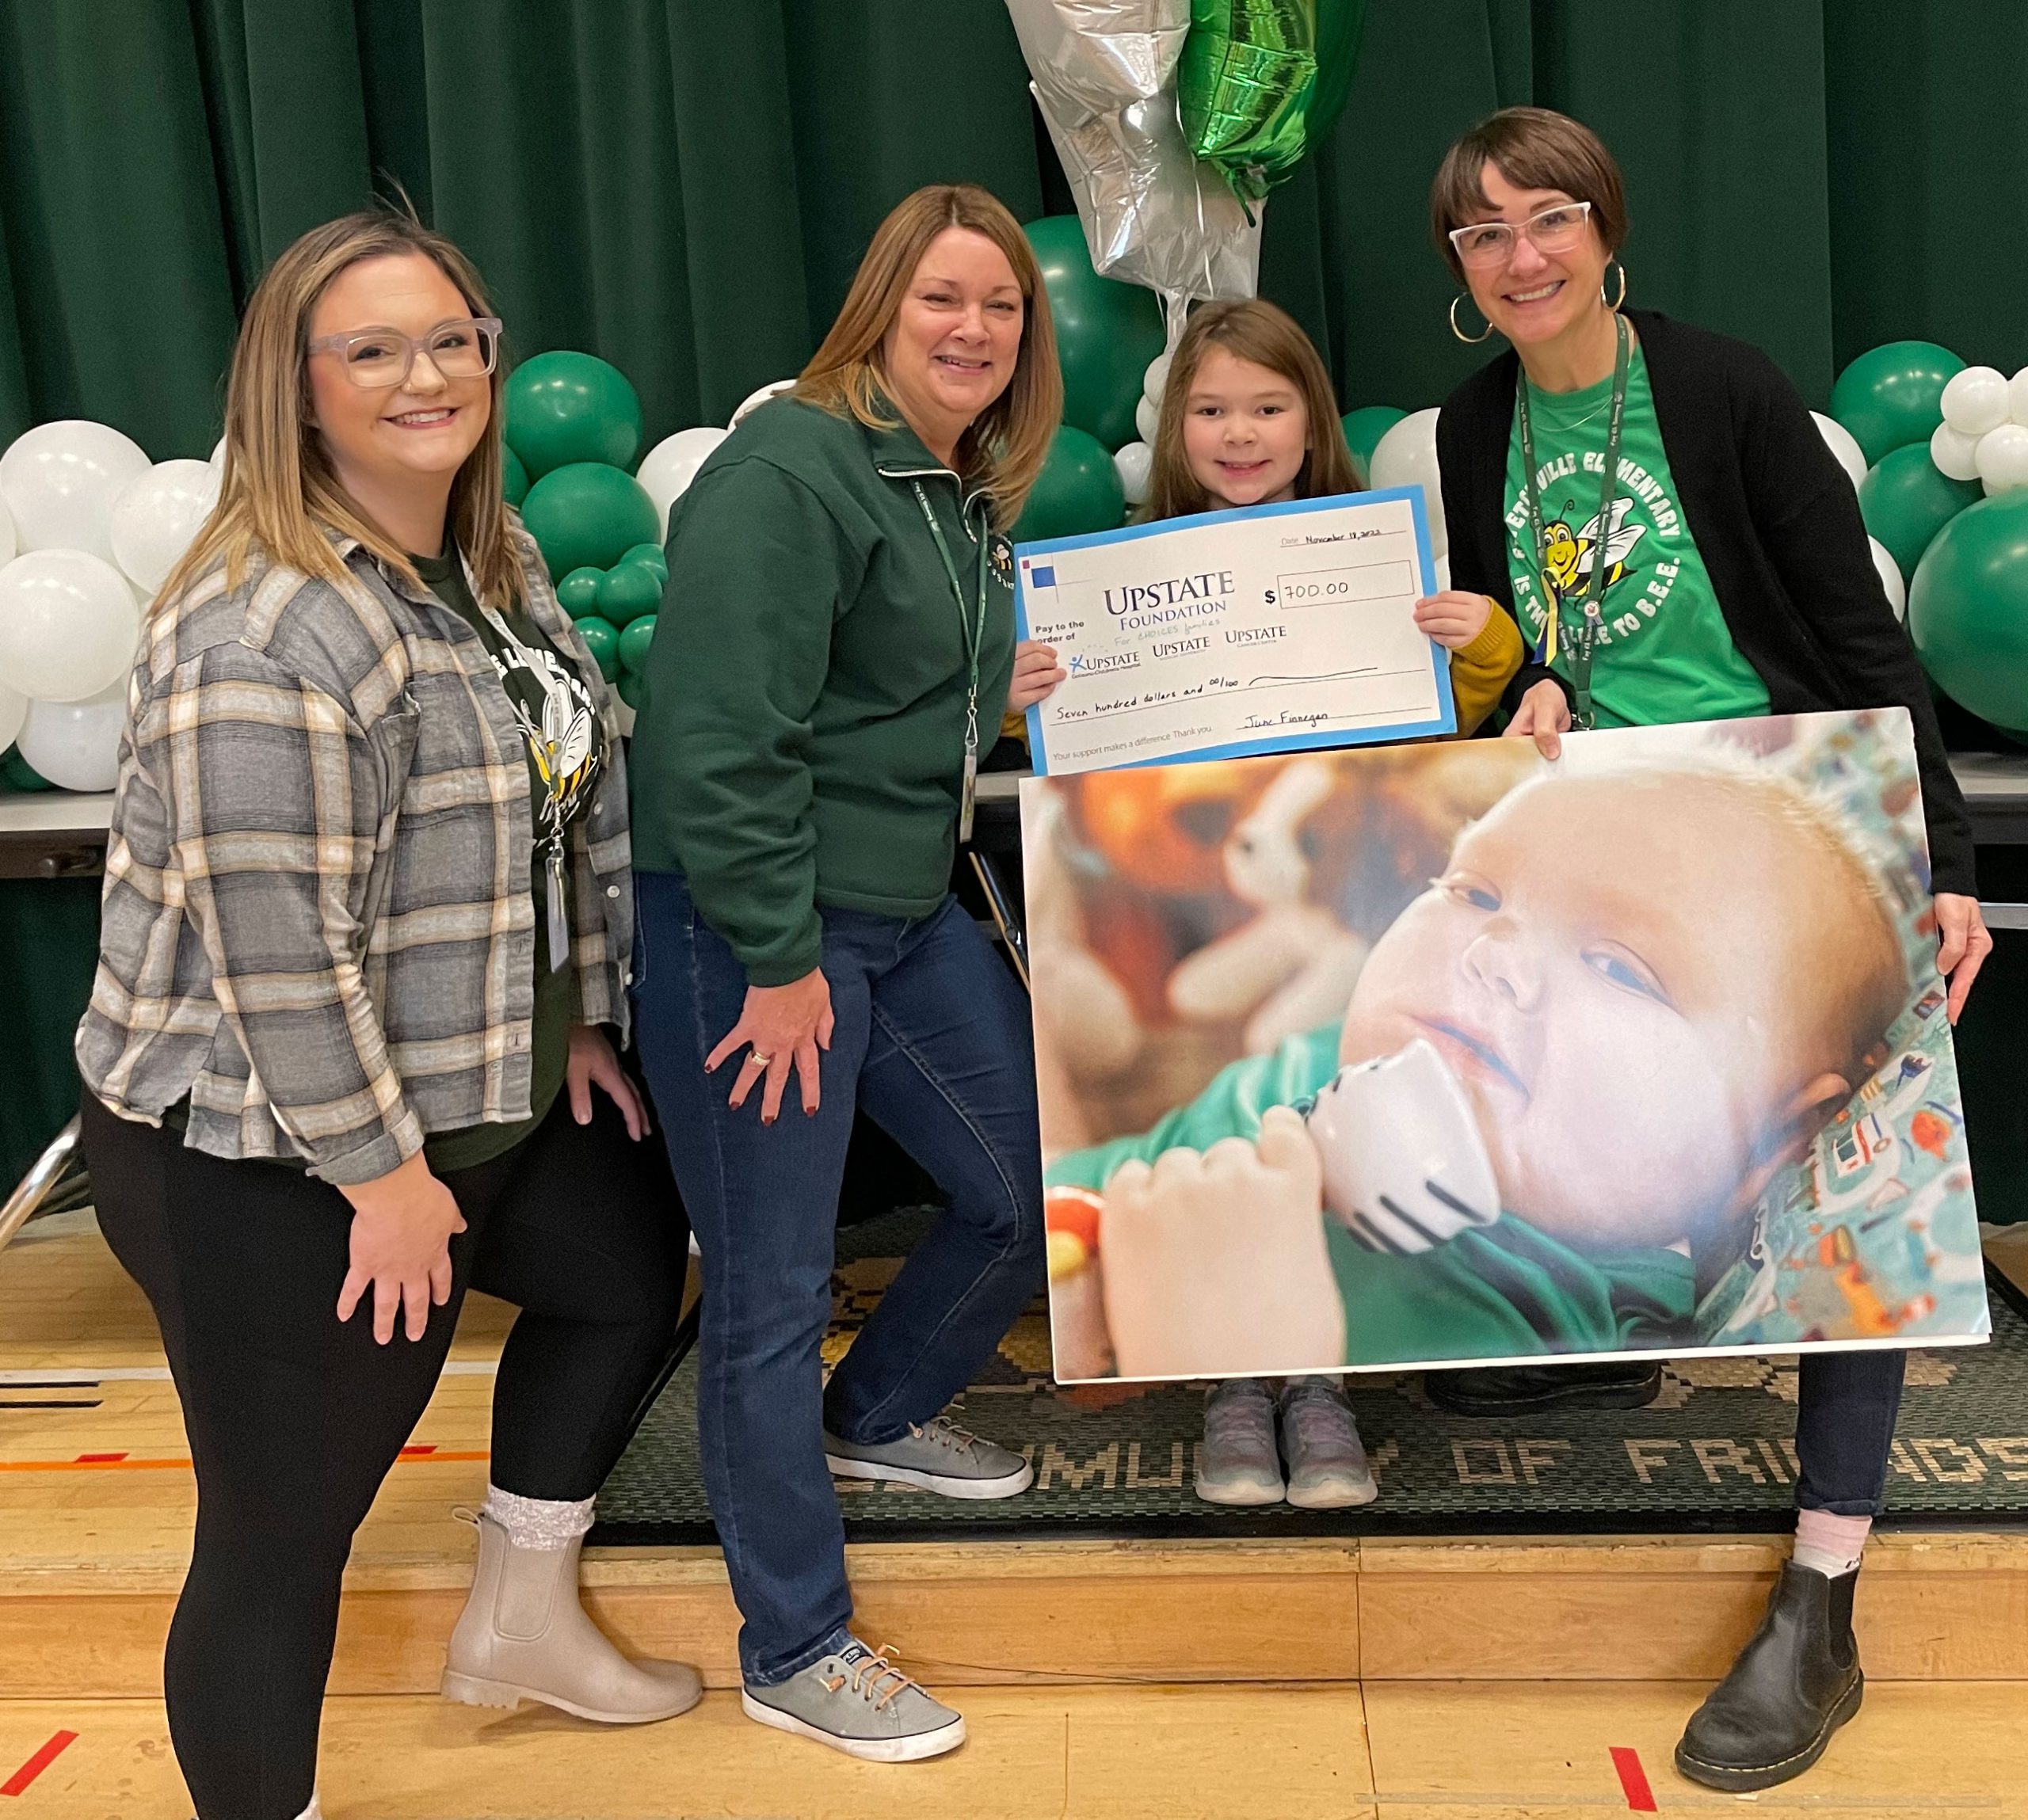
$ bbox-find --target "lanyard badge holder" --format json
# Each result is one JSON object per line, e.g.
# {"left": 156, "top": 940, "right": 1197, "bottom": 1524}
{"left": 1515, "top": 311, "right": 1630, "bottom": 733}
{"left": 912, "top": 482, "right": 990, "bottom": 843}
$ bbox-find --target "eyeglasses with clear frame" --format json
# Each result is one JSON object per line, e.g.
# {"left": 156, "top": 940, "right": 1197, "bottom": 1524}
{"left": 1447, "top": 200, "right": 1594, "bottom": 270}
{"left": 306, "top": 316, "right": 503, "bottom": 389}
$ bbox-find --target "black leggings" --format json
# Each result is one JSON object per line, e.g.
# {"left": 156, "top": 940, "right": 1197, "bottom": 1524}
{"left": 81, "top": 1089, "right": 689, "bottom": 1820}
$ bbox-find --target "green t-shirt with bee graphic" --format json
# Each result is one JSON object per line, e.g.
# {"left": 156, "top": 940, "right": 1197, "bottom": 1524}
{"left": 1503, "top": 346, "right": 1771, "bottom": 729}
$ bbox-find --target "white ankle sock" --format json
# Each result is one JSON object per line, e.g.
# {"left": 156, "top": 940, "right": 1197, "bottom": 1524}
{"left": 482, "top": 1484, "right": 595, "bottom": 1550}
{"left": 1792, "top": 1508, "right": 1871, "bottom": 1577}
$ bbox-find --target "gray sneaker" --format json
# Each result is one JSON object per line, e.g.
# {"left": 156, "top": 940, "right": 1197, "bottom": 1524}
{"left": 823, "top": 1417, "right": 1033, "bottom": 1499}
{"left": 1195, "top": 1378, "right": 1284, "bottom": 1505}
{"left": 741, "top": 1638, "right": 966, "bottom": 1762}
{"left": 1279, "top": 1376, "right": 1377, "bottom": 1509}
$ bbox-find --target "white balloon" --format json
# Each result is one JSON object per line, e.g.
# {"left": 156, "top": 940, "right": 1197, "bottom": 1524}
{"left": 730, "top": 379, "right": 796, "bottom": 428}
{"left": 16, "top": 681, "right": 127, "bottom": 792}
{"left": 1134, "top": 393, "right": 1160, "bottom": 445}
{"left": 1931, "top": 421, "right": 1984, "bottom": 483}
{"left": 1940, "top": 366, "right": 2010, "bottom": 437}
{"left": 1367, "top": 407, "right": 1447, "bottom": 558}
{"left": 635, "top": 426, "right": 729, "bottom": 535}
{"left": 1868, "top": 536, "right": 1905, "bottom": 622}
{"left": 110, "top": 459, "right": 220, "bottom": 595}
{"left": 1811, "top": 412, "right": 1866, "bottom": 491}
{"left": 0, "top": 491, "right": 13, "bottom": 566}
{"left": 0, "top": 679, "right": 25, "bottom": 752}
{"left": 0, "top": 550, "right": 142, "bottom": 702}
{"left": 0, "top": 421, "right": 151, "bottom": 563}
{"left": 2010, "top": 367, "right": 2028, "bottom": 427}
{"left": 1113, "top": 440, "right": 1153, "bottom": 507}
{"left": 209, "top": 436, "right": 227, "bottom": 472}
{"left": 1975, "top": 422, "right": 2028, "bottom": 495}
{"left": 1142, "top": 349, "right": 1172, "bottom": 408}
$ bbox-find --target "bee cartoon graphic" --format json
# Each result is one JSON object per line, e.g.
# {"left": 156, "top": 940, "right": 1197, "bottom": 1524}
{"left": 1539, "top": 495, "right": 1646, "bottom": 615}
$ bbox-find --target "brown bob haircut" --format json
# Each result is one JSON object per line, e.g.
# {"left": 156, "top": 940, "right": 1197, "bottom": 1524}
{"left": 157, "top": 206, "right": 520, "bottom": 615}
{"left": 791, "top": 184, "right": 1062, "bottom": 531}
{"left": 1142, "top": 298, "right": 1362, "bottom": 523}
{"left": 1429, "top": 107, "right": 1629, "bottom": 284}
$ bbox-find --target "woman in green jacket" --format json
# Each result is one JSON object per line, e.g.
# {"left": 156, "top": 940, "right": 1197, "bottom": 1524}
{"left": 628, "top": 183, "right": 1064, "bottom": 1762}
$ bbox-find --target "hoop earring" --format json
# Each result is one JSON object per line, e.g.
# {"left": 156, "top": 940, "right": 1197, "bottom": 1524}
{"left": 1449, "top": 294, "right": 1492, "bottom": 345}
{"left": 1602, "top": 260, "right": 1627, "bottom": 310}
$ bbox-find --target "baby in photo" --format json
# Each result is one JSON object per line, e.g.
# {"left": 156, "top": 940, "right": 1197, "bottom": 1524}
{"left": 1046, "top": 756, "right": 1911, "bottom": 1379}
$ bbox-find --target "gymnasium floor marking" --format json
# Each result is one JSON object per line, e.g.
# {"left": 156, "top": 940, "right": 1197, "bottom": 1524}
{"left": 0, "top": 1362, "right": 500, "bottom": 1383}
{"left": 0, "top": 1450, "right": 490, "bottom": 1472}
{"left": 0, "top": 1731, "right": 77, "bottom": 1798}
{"left": 1609, "top": 1746, "right": 1656, "bottom": 1810}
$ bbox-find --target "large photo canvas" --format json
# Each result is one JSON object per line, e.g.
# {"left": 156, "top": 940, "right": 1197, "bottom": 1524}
{"left": 1027, "top": 710, "right": 1990, "bottom": 1384}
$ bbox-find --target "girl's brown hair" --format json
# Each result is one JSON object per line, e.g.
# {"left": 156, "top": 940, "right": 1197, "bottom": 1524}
{"left": 156, "top": 208, "right": 520, "bottom": 615}
{"left": 1142, "top": 299, "right": 1360, "bottom": 522}
{"left": 1429, "top": 107, "right": 1628, "bottom": 284}
{"left": 791, "top": 184, "right": 1062, "bottom": 530}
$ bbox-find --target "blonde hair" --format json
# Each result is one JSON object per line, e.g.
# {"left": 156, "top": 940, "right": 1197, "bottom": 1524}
{"left": 1142, "top": 299, "right": 1361, "bottom": 522}
{"left": 156, "top": 208, "right": 520, "bottom": 615}
{"left": 790, "top": 184, "right": 1061, "bottom": 530}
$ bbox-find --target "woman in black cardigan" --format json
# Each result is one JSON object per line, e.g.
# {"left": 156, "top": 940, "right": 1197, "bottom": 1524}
{"left": 1417, "top": 108, "right": 1991, "bottom": 1794}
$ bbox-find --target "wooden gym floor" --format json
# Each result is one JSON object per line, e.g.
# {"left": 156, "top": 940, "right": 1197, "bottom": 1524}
{"left": 6, "top": 1209, "right": 2028, "bottom": 1818}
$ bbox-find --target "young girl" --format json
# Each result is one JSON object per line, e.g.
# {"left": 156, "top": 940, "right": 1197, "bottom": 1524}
{"left": 1139, "top": 298, "right": 1523, "bottom": 1506}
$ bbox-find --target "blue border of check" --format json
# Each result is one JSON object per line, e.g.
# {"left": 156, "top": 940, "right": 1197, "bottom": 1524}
{"left": 1012, "top": 485, "right": 1456, "bottom": 775}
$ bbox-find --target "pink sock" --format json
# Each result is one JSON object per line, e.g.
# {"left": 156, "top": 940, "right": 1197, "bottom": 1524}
{"left": 1793, "top": 1509, "right": 1872, "bottom": 1577}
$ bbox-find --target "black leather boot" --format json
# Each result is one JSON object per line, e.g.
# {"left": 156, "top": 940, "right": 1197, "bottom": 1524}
{"left": 1674, "top": 1561, "right": 1864, "bottom": 1791}
{"left": 1424, "top": 1359, "right": 1663, "bottom": 1414}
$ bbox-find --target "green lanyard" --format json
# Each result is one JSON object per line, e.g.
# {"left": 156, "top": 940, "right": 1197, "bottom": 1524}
{"left": 1515, "top": 311, "right": 1630, "bottom": 731}
{"left": 911, "top": 481, "right": 989, "bottom": 843}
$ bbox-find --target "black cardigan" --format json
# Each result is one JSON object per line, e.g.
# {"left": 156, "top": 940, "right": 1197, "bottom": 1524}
{"left": 1435, "top": 307, "right": 1976, "bottom": 897}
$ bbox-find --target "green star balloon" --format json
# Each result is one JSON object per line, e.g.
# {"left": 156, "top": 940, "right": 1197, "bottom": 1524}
{"left": 1179, "top": 0, "right": 1318, "bottom": 202}
{"left": 1909, "top": 493, "right": 2028, "bottom": 737}
{"left": 520, "top": 463, "right": 661, "bottom": 581}
{"left": 505, "top": 351, "right": 645, "bottom": 479}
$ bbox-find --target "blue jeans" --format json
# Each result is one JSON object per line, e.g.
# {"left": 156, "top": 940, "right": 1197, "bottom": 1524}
{"left": 1795, "top": 1348, "right": 1906, "bottom": 1516}
{"left": 631, "top": 871, "right": 1044, "bottom": 1683}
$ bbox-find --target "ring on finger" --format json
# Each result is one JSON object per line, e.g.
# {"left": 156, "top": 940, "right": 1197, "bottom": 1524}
{"left": 745, "top": 1049, "right": 774, "bottom": 1068}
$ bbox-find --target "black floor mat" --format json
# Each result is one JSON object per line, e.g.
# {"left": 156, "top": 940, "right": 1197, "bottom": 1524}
{"left": 593, "top": 1208, "right": 2028, "bottom": 1545}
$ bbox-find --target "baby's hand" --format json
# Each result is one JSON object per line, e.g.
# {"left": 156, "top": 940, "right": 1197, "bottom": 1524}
{"left": 1412, "top": 590, "right": 1494, "bottom": 650}
{"left": 1100, "top": 1106, "right": 1346, "bottom": 1378}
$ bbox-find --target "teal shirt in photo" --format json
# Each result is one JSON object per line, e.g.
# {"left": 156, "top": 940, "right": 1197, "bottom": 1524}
{"left": 1503, "top": 347, "right": 1771, "bottom": 729}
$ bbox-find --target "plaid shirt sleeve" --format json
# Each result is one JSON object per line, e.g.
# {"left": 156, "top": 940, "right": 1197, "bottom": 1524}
{"left": 162, "top": 638, "right": 424, "bottom": 1184}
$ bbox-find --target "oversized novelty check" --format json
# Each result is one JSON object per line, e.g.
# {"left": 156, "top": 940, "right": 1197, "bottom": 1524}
{"left": 1015, "top": 488, "right": 1454, "bottom": 775}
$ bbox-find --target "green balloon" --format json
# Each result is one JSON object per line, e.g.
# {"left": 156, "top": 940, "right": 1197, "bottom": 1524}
{"left": 597, "top": 561, "right": 663, "bottom": 626}
{"left": 505, "top": 351, "right": 645, "bottom": 479}
{"left": 520, "top": 463, "right": 661, "bottom": 580}
{"left": 1341, "top": 406, "right": 1406, "bottom": 477}
{"left": 1908, "top": 493, "right": 2028, "bottom": 736}
{"left": 503, "top": 445, "right": 530, "bottom": 508}
{"left": 1830, "top": 341, "right": 1964, "bottom": 468}
{"left": 618, "top": 614, "right": 658, "bottom": 675}
{"left": 616, "top": 668, "right": 646, "bottom": 710}
{"left": 572, "top": 615, "right": 620, "bottom": 682}
{"left": 1024, "top": 216, "right": 1165, "bottom": 451}
{"left": 619, "top": 542, "right": 669, "bottom": 581}
{"left": 1858, "top": 444, "right": 1981, "bottom": 581}
{"left": 1, "top": 747, "right": 55, "bottom": 792}
{"left": 1013, "top": 425, "right": 1128, "bottom": 544}
{"left": 555, "top": 565, "right": 604, "bottom": 615}
{"left": 1179, "top": 0, "right": 1320, "bottom": 201}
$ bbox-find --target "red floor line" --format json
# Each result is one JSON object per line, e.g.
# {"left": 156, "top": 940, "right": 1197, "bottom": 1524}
{"left": 1610, "top": 1744, "right": 1658, "bottom": 1812}
{"left": 0, "top": 1450, "right": 490, "bottom": 1473}
{"left": 2, "top": 1731, "right": 78, "bottom": 1798}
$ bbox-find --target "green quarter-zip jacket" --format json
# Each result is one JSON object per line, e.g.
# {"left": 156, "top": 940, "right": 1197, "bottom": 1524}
{"left": 629, "top": 395, "right": 1017, "bottom": 984}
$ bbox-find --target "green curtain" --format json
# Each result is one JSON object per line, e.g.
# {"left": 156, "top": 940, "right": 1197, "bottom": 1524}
{"left": 5, "top": 0, "right": 2028, "bottom": 1190}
